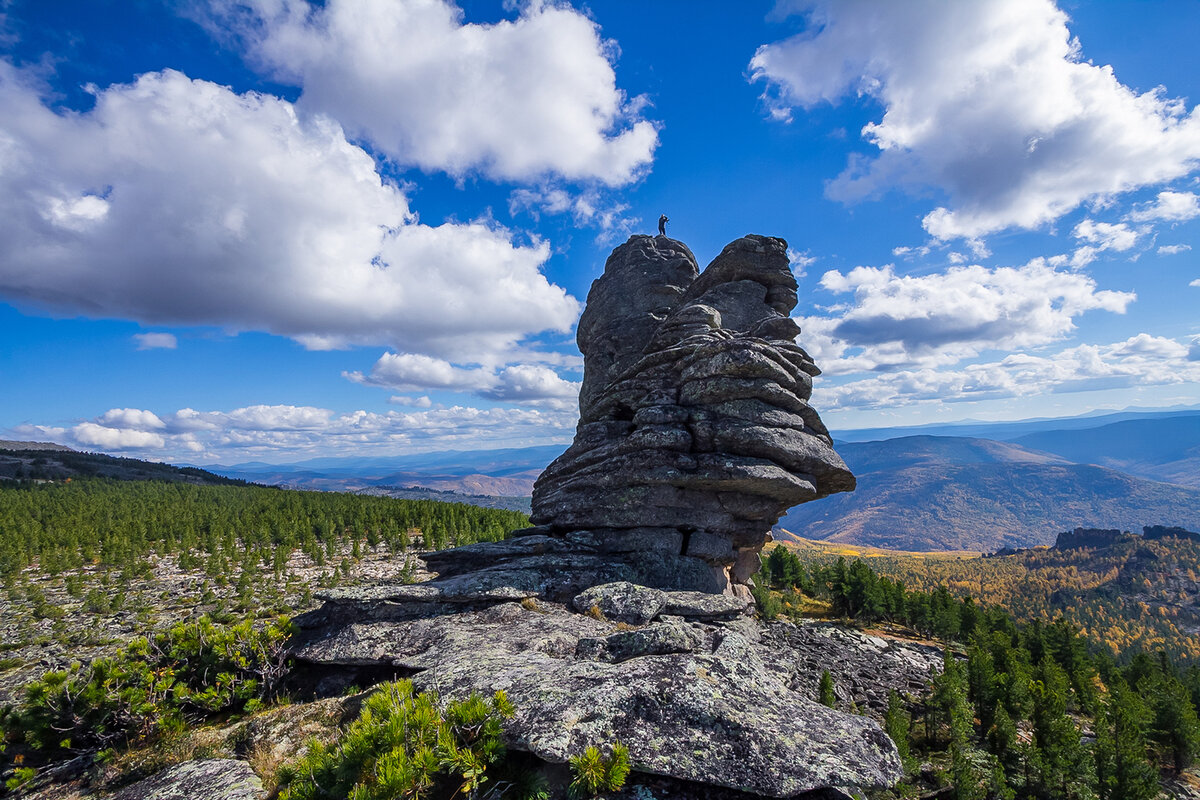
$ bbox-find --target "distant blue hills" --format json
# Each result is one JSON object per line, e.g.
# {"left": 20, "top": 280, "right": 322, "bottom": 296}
{"left": 198, "top": 407, "right": 1200, "bottom": 552}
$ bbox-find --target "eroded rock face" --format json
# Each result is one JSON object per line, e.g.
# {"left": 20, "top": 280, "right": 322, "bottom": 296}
{"left": 531, "top": 234, "right": 854, "bottom": 594}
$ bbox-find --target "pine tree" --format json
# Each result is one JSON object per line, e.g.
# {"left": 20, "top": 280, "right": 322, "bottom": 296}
{"left": 986, "top": 703, "right": 1017, "bottom": 766}
{"left": 1030, "top": 657, "right": 1093, "bottom": 799}
{"left": 930, "top": 649, "right": 968, "bottom": 748}
{"left": 1095, "top": 683, "right": 1157, "bottom": 800}
{"left": 1147, "top": 673, "right": 1200, "bottom": 773}
{"left": 883, "top": 690, "right": 917, "bottom": 777}
{"left": 818, "top": 670, "right": 837, "bottom": 708}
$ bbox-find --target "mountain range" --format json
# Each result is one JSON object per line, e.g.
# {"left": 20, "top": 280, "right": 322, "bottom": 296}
{"left": 204, "top": 444, "right": 563, "bottom": 497}
{"left": 13, "top": 407, "right": 1198, "bottom": 553}
{"left": 776, "top": 434, "right": 1200, "bottom": 551}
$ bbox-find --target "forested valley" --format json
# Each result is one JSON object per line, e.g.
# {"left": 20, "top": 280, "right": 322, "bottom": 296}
{"left": 757, "top": 547, "right": 1200, "bottom": 799}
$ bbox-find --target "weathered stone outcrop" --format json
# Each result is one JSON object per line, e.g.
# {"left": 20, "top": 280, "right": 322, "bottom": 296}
{"left": 290, "top": 580, "right": 905, "bottom": 798}
{"left": 530, "top": 234, "right": 853, "bottom": 595}
{"left": 108, "top": 760, "right": 263, "bottom": 800}
{"left": 272, "top": 235, "right": 888, "bottom": 799}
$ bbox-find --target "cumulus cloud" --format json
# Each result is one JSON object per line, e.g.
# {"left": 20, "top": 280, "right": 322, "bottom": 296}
{"left": 481, "top": 364, "right": 580, "bottom": 404}
{"left": 797, "top": 261, "right": 1135, "bottom": 373}
{"left": 133, "top": 332, "right": 178, "bottom": 350}
{"left": 0, "top": 63, "right": 579, "bottom": 360}
{"left": 347, "top": 353, "right": 494, "bottom": 393}
{"left": 816, "top": 334, "right": 1200, "bottom": 409}
{"left": 1072, "top": 219, "right": 1140, "bottom": 252}
{"left": 750, "top": 0, "right": 1200, "bottom": 239}
{"left": 200, "top": 0, "right": 657, "bottom": 185}
{"left": 97, "top": 408, "right": 166, "bottom": 430}
{"left": 346, "top": 352, "right": 580, "bottom": 407}
{"left": 72, "top": 422, "right": 166, "bottom": 450}
{"left": 1128, "top": 190, "right": 1200, "bottom": 222}
{"left": 1159, "top": 244, "right": 1192, "bottom": 255}
{"left": 1191, "top": 278, "right": 1200, "bottom": 288}
{"left": 389, "top": 395, "right": 434, "bottom": 408}
{"left": 11, "top": 403, "right": 576, "bottom": 461}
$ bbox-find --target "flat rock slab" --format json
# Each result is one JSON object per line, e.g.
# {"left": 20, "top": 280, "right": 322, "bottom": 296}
{"left": 292, "top": 599, "right": 901, "bottom": 797}
{"left": 760, "top": 622, "right": 944, "bottom": 713}
{"left": 108, "top": 760, "right": 263, "bottom": 800}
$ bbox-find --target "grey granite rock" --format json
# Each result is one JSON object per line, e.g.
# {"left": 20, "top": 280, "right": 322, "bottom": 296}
{"left": 530, "top": 234, "right": 854, "bottom": 594}
{"left": 108, "top": 760, "right": 263, "bottom": 800}
{"left": 572, "top": 581, "right": 667, "bottom": 624}
{"left": 759, "top": 621, "right": 944, "bottom": 712}
{"left": 291, "top": 596, "right": 904, "bottom": 797}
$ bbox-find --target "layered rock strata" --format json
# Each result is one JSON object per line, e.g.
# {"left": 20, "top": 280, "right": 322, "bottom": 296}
{"left": 530, "top": 234, "right": 854, "bottom": 594}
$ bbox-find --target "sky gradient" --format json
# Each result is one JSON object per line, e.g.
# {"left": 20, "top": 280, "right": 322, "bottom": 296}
{"left": 2, "top": 0, "right": 1199, "bottom": 464}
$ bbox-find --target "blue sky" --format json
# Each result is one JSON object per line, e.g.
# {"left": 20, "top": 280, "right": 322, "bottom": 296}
{"left": 2, "top": 0, "right": 1199, "bottom": 464}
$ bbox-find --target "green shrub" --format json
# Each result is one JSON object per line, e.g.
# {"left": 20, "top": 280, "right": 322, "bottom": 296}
{"left": 4, "top": 765, "right": 35, "bottom": 791}
{"left": 0, "top": 615, "right": 293, "bottom": 760}
{"left": 568, "top": 741, "right": 630, "bottom": 798}
{"left": 277, "top": 680, "right": 528, "bottom": 800}
{"left": 749, "top": 572, "right": 783, "bottom": 620}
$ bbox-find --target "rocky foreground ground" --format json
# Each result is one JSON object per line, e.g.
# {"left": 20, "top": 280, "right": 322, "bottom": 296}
{"left": 11, "top": 540, "right": 947, "bottom": 800}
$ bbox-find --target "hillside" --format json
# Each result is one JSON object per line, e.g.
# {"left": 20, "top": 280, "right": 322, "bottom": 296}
{"left": 780, "top": 527, "right": 1200, "bottom": 662}
{"left": 779, "top": 435, "right": 1200, "bottom": 551}
{"left": 1010, "top": 413, "right": 1200, "bottom": 488}
{"left": 0, "top": 445, "right": 243, "bottom": 486}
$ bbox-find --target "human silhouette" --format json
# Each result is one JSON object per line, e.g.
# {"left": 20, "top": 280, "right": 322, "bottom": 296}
{"left": 658, "top": 214, "right": 669, "bottom": 235}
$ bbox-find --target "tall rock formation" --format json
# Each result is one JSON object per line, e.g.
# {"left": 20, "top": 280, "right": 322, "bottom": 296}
{"left": 285, "top": 237, "right": 899, "bottom": 799}
{"left": 531, "top": 234, "right": 854, "bottom": 595}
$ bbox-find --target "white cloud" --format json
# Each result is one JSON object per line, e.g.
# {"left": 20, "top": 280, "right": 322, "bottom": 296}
{"left": 797, "top": 261, "right": 1134, "bottom": 373}
{"left": 97, "top": 408, "right": 166, "bottom": 430}
{"left": 346, "top": 352, "right": 579, "bottom": 406}
{"left": 816, "top": 334, "right": 1200, "bottom": 410}
{"left": 347, "top": 353, "right": 493, "bottom": 393}
{"left": 1128, "top": 190, "right": 1200, "bottom": 222}
{"left": 72, "top": 421, "right": 166, "bottom": 450}
{"left": 11, "top": 402, "right": 575, "bottom": 461}
{"left": 786, "top": 248, "right": 816, "bottom": 277}
{"left": 751, "top": 0, "right": 1200, "bottom": 239}
{"left": 0, "top": 63, "right": 579, "bottom": 360}
{"left": 133, "top": 332, "right": 178, "bottom": 350}
{"left": 389, "top": 395, "right": 434, "bottom": 408}
{"left": 202, "top": 0, "right": 657, "bottom": 185}
{"left": 509, "top": 187, "right": 636, "bottom": 238}
{"left": 1190, "top": 278, "right": 1200, "bottom": 288}
{"left": 1158, "top": 244, "right": 1191, "bottom": 255}
{"left": 482, "top": 364, "right": 580, "bottom": 404}
{"left": 1072, "top": 219, "right": 1140, "bottom": 252}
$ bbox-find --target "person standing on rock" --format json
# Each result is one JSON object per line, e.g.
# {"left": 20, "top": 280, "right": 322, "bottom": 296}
{"left": 658, "top": 214, "right": 669, "bottom": 236}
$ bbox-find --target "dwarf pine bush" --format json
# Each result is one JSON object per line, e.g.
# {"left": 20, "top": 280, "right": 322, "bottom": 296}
{"left": 0, "top": 615, "right": 293, "bottom": 759}
{"left": 277, "top": 680, "right": 534, "bottom": 800}
{"left": 568, "top": 741, "right": 630, "bottom": 798}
